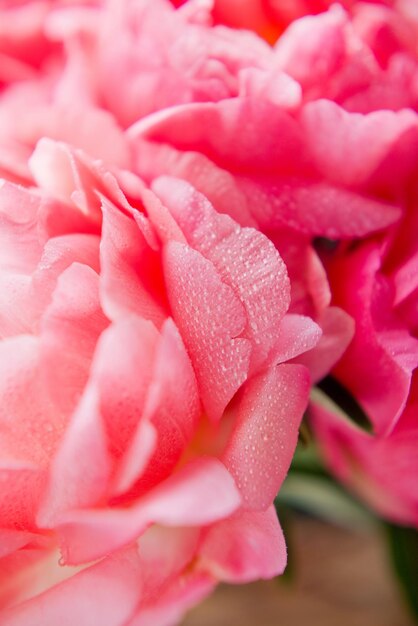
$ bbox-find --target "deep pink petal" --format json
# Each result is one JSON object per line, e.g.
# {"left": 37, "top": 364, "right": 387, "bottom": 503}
{"left": 331, "top": 243, "right": 418, "bottom": 433}
{"left": 0, "top": 463, "right": 46, "bottom": 531}
{"left": 311, "top": 394, "right": 418, "bottom": 526}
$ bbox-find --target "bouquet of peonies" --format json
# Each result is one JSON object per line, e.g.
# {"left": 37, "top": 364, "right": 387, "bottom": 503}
{"left": 0, "top": 0, "right": 417, "bottom": 624}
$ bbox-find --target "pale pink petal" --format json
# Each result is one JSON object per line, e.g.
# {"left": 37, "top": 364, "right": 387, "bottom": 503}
{"left": 200, "top": 505, "right": 286, "bottom": 582}
{"left": 86, "top": 315, "right": 159, "bottom": 459}
{"left": 137, "top": 525, "right": 200, "bottom": 603}
{"left": 239, "top": 67, "right": 302, "bottom": 109}
{"left": 274, "top": 5, "right": 348, "bottom": 88}
{"left": 39, "top": 262, "right": 107, "bottom": 416}
{"left": 0, "top": 273, "right": 34, "bottom": 337}
{"left": 223, "top": 364, "right": 310, "bottom": 510}
{"left": 0, "top": 182, "right": 42, "bottom": 274}
{"left": 114, "top": 420, "right": 158, "bottom": 498}
{"left": 163, "top": 241, "right": 251, "bottom": 421}
{"left": 55, "top": 457, "right": 241, "bottom": 564}
{"left": 0, "top": 335, "right": 61, "bottom": 467}
{"left": 128, "top": 572, "right": 215, "bottom": 626}
{"left": 37, "top": 384, "right": 111, "bottom": 529}
{"left": 2, "top": 547, "right": 143, "bottom": 626}
{"left": 116, "top": 319, "right": 201, "bottom": 496}
{"left": 31, "top": 233, "right": 100, "bottom": 314}
{"left": 0, "top": 530, "right": 41, "bottom": 559}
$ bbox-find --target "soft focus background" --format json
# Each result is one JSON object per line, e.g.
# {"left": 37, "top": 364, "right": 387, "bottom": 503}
{"left": 184, "top": 514, "right": 414, "bottom": 626}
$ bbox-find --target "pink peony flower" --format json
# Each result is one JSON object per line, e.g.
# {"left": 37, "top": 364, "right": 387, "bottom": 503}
{"left": 126, "top": 1, "right": 418, "bottom": 524}
{"left": 309, "top": 160, "right": 418, "bottom": 525}
{"left": 271, "top": 2, "right": 418, "bottom": 526}
{"left": 0, "top": 135, "right": 319, "bottom": 623}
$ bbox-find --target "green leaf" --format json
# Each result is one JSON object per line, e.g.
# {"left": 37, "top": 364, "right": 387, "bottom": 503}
{"left": 290, "top": 439, "right": 328, "bottom": 477}
{"left": 385, "top": 523, "right": 418, "bottom": 621}
{"left": 276, "top": 473, "right": 375, "bottom": 531}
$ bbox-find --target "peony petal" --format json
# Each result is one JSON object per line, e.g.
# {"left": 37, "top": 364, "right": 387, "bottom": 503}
{"left": 331, "top": 243, "right": 418, "bottom": 434}
{"left": 238, "top": 176, "right": 402, "bottom": 238}
{"left": 31, "top": 233, "right": 100, "bottom": 314}
{"left": 153, "top": 176, "right": 291, "bottom": 372}
{"left": 274, "top": 5, "right": 348, "bottom": 88}
{"left": 269, "top": 313, "right": 322, "bottom": 365}
{"left": 295, "top": 306, "right": 355, "bottom": 383}
{"left": 87, "top": 315, "right": 159, "bottom": 460}
{"left": 116, "top": 319, "right": 201, "bottom": 497}
{"left": 0, "top": 464, "right": 46, "bottom": 531}
{"left": 200, "top": 505, "right": 286, "bottom": 582}
{"left": 301, "top": 100, "right": 418, "bottom": 186}
{"left": 37, "top": 384, "right": 111, "bottom": 528}
{"left": 100, "top": 198, "right": 167, "bottom": 325}
{"left": 0, "top": 181, "right": 42, "bottom": 274}
{"left": 130, "top": 98, "right": 307, "bottom": 175}
{"left": 1, "top": 547, "right": 143, "bottom": 626}
{"left": 311, "top": 390, "right": 418, "bottom": 526}
{"left": 39, "top": 262, "right": 107, "bottom": 416}
{"left": 134, "top": 139, "right": 256, "bottom": 227}
{"left": 55, "top": 457, "right": 241, "bottom": 564}
{"left": 0, "top": 335, "right": 62, "bottom": 467}
{"left": 223, "top": 364, "right": 310, "bottom": 510}
{"left": 163, "top": 240, "right": 251, "bottom": 421}
{"left": 137, "top": 525, "right": 200, "bottom": 603}
{"left": 127, "top": 572, "right": 215, "bottom": 626}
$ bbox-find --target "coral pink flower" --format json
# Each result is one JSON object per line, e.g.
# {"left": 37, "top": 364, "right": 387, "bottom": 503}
{"left": 0, "top": 136, "right": 318, "bottom": 623}
{"left": 201, "top": 0, "right": 418, "bottom": 45}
